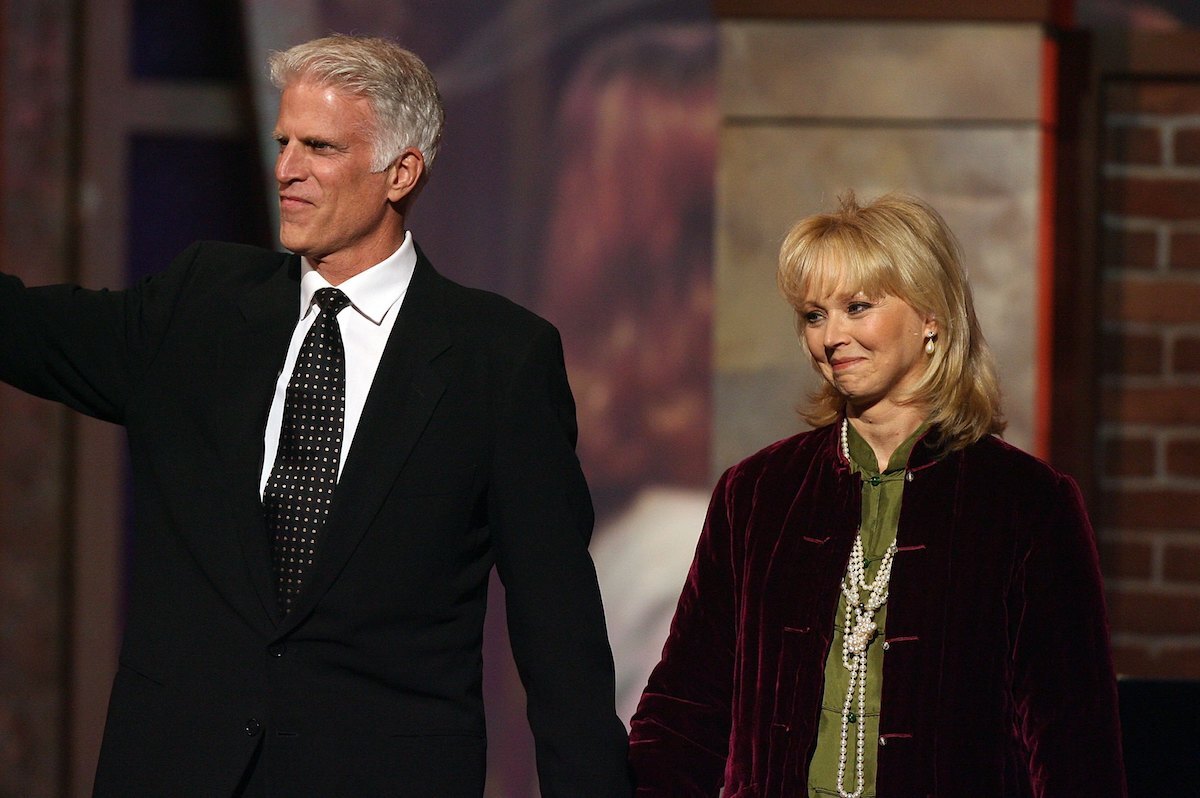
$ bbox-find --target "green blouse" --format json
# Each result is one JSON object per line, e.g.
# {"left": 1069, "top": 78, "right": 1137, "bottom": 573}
{"left": 807, "top": 422, "right": 925, "bottom": 798}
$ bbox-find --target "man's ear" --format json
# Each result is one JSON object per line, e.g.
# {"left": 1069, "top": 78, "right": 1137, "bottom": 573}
{"left": 387, "top": 147, "right": 425, "bottom": 203}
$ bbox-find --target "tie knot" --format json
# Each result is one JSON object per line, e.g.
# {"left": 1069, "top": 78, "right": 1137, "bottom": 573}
{"left": 313, "top": 287, "right": 351, "bottom": 316}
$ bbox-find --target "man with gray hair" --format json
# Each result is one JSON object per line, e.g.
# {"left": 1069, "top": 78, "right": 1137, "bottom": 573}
{"left": 0, "top": 34, "right": 630, "bottom": 796}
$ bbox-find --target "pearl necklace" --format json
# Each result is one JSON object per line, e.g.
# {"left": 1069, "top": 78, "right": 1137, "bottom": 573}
{"left": 836, "top": 418, "right": 898, "bottom": 798}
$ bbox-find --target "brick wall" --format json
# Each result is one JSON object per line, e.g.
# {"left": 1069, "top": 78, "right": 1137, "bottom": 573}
{"left": 1100, "top": 79, "right": 1200, "bottom": 677}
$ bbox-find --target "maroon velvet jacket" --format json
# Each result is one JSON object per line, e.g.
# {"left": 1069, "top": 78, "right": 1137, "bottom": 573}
{"left": 629, "top": 424, "right": 1125, "bottom": 797}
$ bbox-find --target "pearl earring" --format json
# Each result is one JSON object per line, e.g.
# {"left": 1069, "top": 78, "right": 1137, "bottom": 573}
{"left": 924, "top": 331, "right": 936, "bottom": 355}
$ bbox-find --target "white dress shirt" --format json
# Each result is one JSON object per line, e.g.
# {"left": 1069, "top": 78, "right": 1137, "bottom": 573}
{"left": 259, "top": 232, "right": 417, "bottom": 495}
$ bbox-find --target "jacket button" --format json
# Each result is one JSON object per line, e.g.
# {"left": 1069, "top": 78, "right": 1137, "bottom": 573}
{"left": 878, "top": 736, "right": 887, "bottom": 746}
{"left": 268, "top": 643, "right": 287, "bottom": 657}
{"left": 245, "top": 719, "right": 262, "bottom": 737}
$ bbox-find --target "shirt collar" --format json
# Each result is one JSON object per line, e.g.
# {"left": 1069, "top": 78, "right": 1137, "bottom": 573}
{"left": 298, "top": 230, "right": 417, "bottom": 325}
{"left": 845, "top": 419, "right": 931, "bottom": 476}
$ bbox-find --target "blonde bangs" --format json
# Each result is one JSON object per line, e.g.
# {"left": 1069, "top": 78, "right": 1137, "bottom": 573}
{"left": 778, "top": 218, "right": 901, "bottom": 310}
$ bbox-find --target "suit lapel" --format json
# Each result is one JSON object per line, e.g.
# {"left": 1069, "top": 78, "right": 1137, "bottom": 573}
{"left": 213, "top": 256, "right": 301, "bottom": 629}
{"left": 276, "top": 253, "right": 453, "bottom": 635}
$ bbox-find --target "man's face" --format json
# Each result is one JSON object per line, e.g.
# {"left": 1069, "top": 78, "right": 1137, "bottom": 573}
{"left": 273, "top": 81, "right": 401, "bottom": 270}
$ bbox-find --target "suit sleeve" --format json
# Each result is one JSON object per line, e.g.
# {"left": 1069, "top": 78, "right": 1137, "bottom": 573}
{"left": 488, "top": 322, "right": 632, "bottom": 798}
{"left": 0, "top": 243, "right": 201, "bottom": 423}
{"left": 627, "top": 468, "right": 737, "bottom": 796}
{"left": 1009, "top": 473, "right": 1127, "bottom": 797}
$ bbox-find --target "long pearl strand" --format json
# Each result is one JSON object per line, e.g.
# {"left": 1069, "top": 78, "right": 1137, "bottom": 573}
{"left": 836, "top": 418, "right": 898, "bottom": 798}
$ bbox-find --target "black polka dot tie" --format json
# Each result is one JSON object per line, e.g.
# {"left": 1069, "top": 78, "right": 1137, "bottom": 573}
{"left": 264, "top": 287, "right": 351, "bottom": 615}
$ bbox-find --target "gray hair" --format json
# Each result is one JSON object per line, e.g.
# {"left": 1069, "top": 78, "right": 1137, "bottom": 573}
{"left": 269, "top": 34, "right": 444, "bottom": 172}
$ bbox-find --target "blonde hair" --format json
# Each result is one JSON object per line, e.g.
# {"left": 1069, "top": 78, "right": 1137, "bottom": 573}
{"left": 269, "top": 34, "right": 444, "bottom": 172}
{"left": 777, "top": 191, "right": 1005, "bottom": 452}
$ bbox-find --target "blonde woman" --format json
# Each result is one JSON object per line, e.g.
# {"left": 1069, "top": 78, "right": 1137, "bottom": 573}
{"left": 629, "top": 193, "right": 1125, "bottom": 797}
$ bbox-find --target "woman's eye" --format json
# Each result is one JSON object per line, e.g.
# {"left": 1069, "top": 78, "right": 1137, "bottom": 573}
{"left": 847, "top": 302, "right": 871, "bottom": 314}
{"left": 802, "top": 311, "right": 823, "bottom": 325}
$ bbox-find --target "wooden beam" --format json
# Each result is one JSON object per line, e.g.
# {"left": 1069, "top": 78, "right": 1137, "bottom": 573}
{"left": 713, "top": 0, "right": 1070, "bottom": 25}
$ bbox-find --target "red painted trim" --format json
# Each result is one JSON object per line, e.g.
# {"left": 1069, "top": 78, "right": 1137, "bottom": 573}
{"left": 1035, "top": 35, "right": 1060, "bottom": 460}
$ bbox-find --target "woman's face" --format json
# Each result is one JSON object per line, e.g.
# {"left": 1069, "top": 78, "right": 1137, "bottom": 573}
{"left": 801, "top": 281, "right": 935, "bottom": 415}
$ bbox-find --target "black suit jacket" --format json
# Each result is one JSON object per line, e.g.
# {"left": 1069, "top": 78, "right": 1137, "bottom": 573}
{"left": 0, "top": 241, "right": 631, "bottom": 797}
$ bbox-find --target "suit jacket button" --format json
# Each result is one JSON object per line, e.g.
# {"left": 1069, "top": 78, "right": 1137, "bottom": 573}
{"left": 245, "top": 719, "right": 262, "bottom": 737}
{"left": 268, "top": 643, "right": 287, "bottom": 657}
